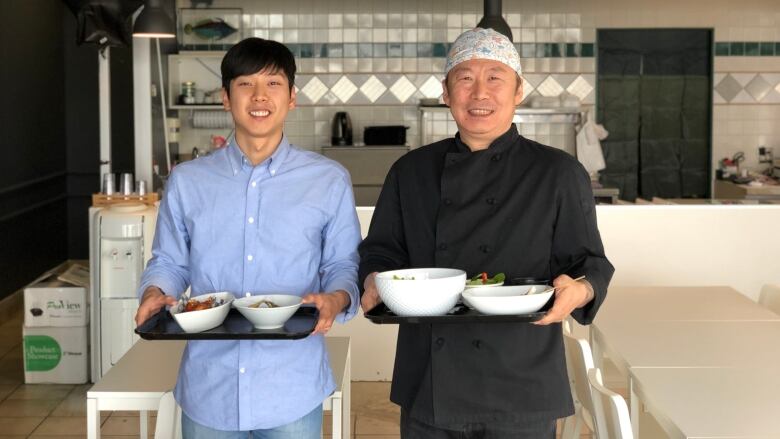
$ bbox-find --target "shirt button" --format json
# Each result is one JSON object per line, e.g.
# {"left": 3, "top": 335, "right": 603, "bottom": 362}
{"left": 486, "top": 198, "right": 496, "bottom": 205}
{"left": 436, "top": 338, "right": 445, "bottom": 346}
{"left": 438, "top": 243, "right": 448, "bottom": 251}
{"left": 443, "top": 198, "right": 452, "bottom": 206}
{"left": 239, "top": 367, "right": 246, "bottom": 374}
{"left": 251, "top": 181, "right": 257, "bottom": 187}
{"left": 248, "top": 217, "right": 254, "bottom": 224}
{"left": 271, "top": 170, "right": 276, "bottom": 175}
{"left": 479, "top": 245, "right": 491, "bottom": 253}
{"left": 491, "top": 154, "right": 502, "bottom": 162}
{"left": 472, "top": 340, "right": 482, "bottom": 349}
{"left": 247, "top": 255, "right": 253, "bottom": 261}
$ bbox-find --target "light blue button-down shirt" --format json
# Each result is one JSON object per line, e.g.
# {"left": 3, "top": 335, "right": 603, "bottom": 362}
{"left": 139, "top": 135, "right": 361, "bottom": 431}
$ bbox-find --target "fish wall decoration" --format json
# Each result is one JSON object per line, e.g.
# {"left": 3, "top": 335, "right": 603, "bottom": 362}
{"left": 184, "top": 17, "right": 237, "bottom": 41}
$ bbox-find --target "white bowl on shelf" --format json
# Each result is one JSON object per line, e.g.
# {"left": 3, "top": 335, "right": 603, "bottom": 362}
{"left": 170, "top": 292, "right": 234, "bottom": 333}
{"left": 233, "top": 294, "right": 302, "bottom": 329}
{"left": 462, "top": 285, "right": 553, "bottom": 315}
{"left": 375, "top": 268, "right": 466, "bottom": 316}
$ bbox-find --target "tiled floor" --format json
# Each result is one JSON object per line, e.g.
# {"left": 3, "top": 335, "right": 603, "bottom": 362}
{"left": 0, "top": 311, "right": 601, "bottom": 438}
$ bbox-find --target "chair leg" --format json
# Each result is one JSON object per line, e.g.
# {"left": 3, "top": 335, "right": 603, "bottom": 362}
{"left": 560, "top": 407, "right": 583, "bottom": 439}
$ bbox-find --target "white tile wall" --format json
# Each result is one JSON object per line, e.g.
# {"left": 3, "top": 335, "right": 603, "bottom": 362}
{"left": 174, "top": 0, "right": 780, "bottom": 175}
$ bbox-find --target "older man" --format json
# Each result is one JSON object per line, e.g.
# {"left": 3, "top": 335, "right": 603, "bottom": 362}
{"left": 359, "top": 28, "right": 614, "bottom": 438}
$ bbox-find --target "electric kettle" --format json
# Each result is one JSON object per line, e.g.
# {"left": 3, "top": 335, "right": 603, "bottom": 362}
{"left": 331, "top": 112, "right": 353, "bottom": 146}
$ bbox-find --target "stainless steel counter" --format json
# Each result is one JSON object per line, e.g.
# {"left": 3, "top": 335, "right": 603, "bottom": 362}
{"left": 321, "top": 146, "right": 410, "bottom": 206}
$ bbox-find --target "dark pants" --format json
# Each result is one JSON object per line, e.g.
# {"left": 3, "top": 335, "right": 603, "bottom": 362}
{"left": 400, "top": 410, "right": 556, "bottom": 439}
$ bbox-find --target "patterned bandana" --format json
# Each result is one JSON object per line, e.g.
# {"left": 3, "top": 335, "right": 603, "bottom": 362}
{"left": 445, "top": 27, "right": 522, "bottom": 76}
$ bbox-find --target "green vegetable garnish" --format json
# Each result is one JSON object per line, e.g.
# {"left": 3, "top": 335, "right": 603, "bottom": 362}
{"left": 466, "top": 272, "right": 505, "bottom": 286}
{"left": 393, "top": 275, "right": 416, "bottom": 280}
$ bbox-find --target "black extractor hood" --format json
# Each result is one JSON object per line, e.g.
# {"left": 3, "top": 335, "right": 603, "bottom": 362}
{"left": 476, "top": 0, "right": 513, "bottom": 41}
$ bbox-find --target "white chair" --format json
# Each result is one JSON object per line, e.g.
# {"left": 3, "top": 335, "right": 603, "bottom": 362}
{"left": 587, "top": 368, "right": 633, "bottom": 439}
{"left": 154, "top": 391, "right": 182, "bottom": 439}
{"left": 758, "top": 284, "right": 780, "bottom": 316}
{"left": 560, "top": 320, "right": 601, "bottom": 439}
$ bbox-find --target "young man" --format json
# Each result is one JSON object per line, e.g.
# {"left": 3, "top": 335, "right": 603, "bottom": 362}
{"left": 359, "top": 28, "right": 614, "bottom": 438}
{"left": 134, "top": 38, "right": 361, "bottom": 438}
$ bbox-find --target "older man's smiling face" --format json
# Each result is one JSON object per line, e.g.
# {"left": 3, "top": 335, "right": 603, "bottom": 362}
{"left": 442, "top": 59, "right": 523, "bottom": 150}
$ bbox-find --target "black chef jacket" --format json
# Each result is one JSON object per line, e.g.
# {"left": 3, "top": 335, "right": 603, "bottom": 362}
{"left": 358, "top": 124, "right": 614, "bottom": 426}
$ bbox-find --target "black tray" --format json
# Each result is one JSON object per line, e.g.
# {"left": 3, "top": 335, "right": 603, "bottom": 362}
{"left": 135, "top": 306, "right": 319, "bottom": 340}
{"left": 364, "top": 302, "right": 549, "bottom": 324}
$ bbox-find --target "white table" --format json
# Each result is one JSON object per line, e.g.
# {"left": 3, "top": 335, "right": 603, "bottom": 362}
{"left": 629, "top": 368, "right": 780, "bottom": 438}
{"left": 597, "top": 286, "right": 780, "bottom": 322}
{"left": 593, "top": 320, "right": 780, "bottom": 376}
{"left": 87, "top": 337, "right": 351, "bottom": 439}
{"left": 590, "top": 286, "right": 779, "bottom": 372}
{"left": 590, "top": 286, "right": 780, "bottom": 437}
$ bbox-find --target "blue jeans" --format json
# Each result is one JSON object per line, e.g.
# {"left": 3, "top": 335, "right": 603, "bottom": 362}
{"left": 181, "top": 405, "right": 323, "bottom": 439}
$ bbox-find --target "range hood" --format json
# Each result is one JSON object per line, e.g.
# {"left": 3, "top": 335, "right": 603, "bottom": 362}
{"left": 476, "top": 0, "right": 513, "bottom": 41}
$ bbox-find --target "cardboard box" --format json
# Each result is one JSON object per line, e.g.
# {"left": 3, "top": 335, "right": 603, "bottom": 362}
{"left": 23, "top": 326, "right": 88, "bottom": 384}
{"left": 24, "top": 274, "right": 88, "bottom": 327}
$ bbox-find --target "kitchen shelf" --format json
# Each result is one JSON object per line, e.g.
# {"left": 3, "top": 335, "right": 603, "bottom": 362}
{"left": 420, "top": 105, "right": 582, "bottom": 123}
{"left": 169, "top": 105, "right": 223, "bottom": 110}
{"left": 419, "top": 106, "right": 582, "bottom": 156}
{"left": 167, "top": 51, "right": 226, "bottom": 110}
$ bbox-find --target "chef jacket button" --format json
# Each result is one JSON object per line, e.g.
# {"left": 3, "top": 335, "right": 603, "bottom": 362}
{"left": 472, "top": 340, "right": 482, "bottom": 349}
{"left": 438, "top": 243, "right": 448, "bottom": 251}
{"left": 443, "top": 198, "right": 452, "bottom": 206}
{"left": 486, "top": 197, "right": 496, "bottom": 205}
{"left": 436, "top": 338, "right": 445, "bottom": 346}
{"left": 491, "top": 154, "right": 502, "bottom": 162}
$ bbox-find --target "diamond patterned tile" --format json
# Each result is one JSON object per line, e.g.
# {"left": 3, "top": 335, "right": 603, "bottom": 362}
{"left": 300, "top": 77, "right": 328, "bottom": 104}
{"left": 330, "top": 76, "right": 358, "bottom": 103}
{"left": 715, "top": 74, "right": 742, "bottom": 103}
{"left": 550, "top": 74, "right": 577, "bottom": 89}
{"left": 731, "top": 89, "right": 756, "bottom": 104}
{"left": 762, "top": 89, "right": 780, "bottom": 104}
{"left": 731, "top": 73, "right": 757, "bottom": 87}
{"left": 536, "top": 76, "right": 564, "bottom": 97}
{"left": 566, "top": 75, "right": 594, "bottom": 101}
{"left": 522, "top": 74, "right": 547, "bottom": 90}
{"left": 745, "top": 74, "right": 772, "bottom": 101}
{"left": 419, "top": 75, "right": 443, "bottom": 99}
{"left": 521, "top": 82, "right": 535, "bottom": 103}
{"left": 360, "top": 75, "right": 387, "bottom": 103}
{"left": 389, "top": 76, "right": 416, "bottom": 103}
{"left": 762, "top": 73, "right": 780, "bottom": 88}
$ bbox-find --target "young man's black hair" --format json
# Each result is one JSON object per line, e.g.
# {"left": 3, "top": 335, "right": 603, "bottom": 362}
{"left": 221, "top": 37, "right": 296, "bottom": 95}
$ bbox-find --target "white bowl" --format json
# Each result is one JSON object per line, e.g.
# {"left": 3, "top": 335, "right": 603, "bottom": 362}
{"left": 462, "top": 285, "right": 553, "bottom": 315}
{"left": 170, "top": 292, "right": 234, "bottom": 333}
{"left": 233, "top": 294, "right": 302, "bottom": 329}
{"left": 375, "top": 268, "right": 466, "bottom": 316}
{"left": 464, "top": 281, "right": 505, "bottom": 289}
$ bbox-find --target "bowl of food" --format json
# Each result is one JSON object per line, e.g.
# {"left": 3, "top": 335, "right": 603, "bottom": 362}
{"left": 462, "top": 284, "right": 553, "bottom": 315}
{"left": 375, "top": 268, "right": 466, "bottom": 316}
{"left": 233, "top": 294, "right": 302, "bottom": 329}
{"left": 464, "top": 272, "right": 506, "bottom": 289}
{"left": 170, "top": 292, "right": 234, "bottom": 333}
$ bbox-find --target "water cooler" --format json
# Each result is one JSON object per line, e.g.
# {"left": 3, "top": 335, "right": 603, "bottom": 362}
{"left": 89, "top": 203, "right": 157, "bottom": 381}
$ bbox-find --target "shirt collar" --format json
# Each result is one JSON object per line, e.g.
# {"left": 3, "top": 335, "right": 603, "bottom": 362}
{"left": 226, "top": 134, "right": 292, "bottom": 177}
{"left": 454, "top": 124, "right": 519, "bottom": 154}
